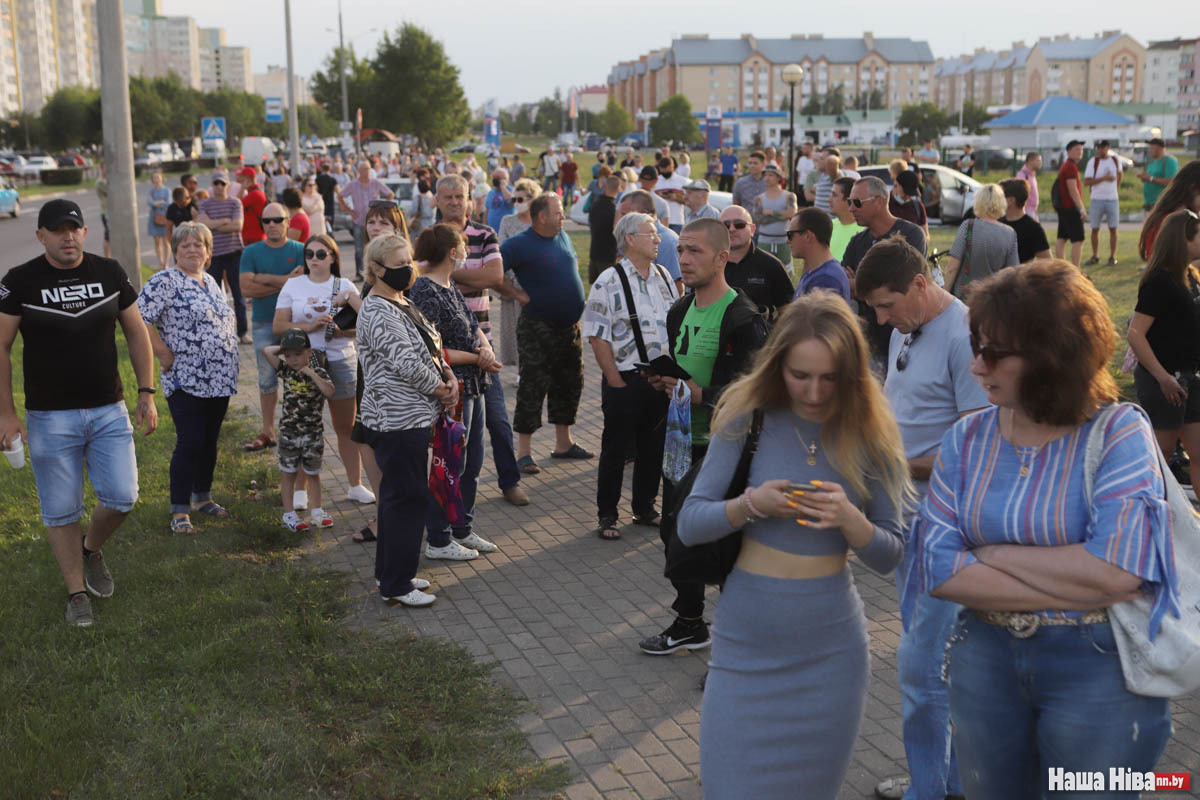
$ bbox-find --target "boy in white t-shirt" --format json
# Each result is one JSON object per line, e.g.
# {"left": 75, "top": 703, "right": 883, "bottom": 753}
{"left": 1082, "top": 140, "right": 1122, "bottom": 266}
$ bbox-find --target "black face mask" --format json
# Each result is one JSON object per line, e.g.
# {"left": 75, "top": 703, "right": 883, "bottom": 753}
{"left": 417, "top": 180, "right": 430, "bottom": 194}
{"left": 379, "top": 264, "right": 414, "bottom": 292}
{"left": 660, "top": 171, "right": 672, "bottom": 179}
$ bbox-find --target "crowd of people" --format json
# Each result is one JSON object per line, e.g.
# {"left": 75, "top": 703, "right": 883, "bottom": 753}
{"left": 1, "top": 135, "right": 1199, "bottom": 799}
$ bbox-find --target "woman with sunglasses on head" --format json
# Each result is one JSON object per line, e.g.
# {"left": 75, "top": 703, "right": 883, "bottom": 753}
{"left": 913, "top": 260, "right": 1177, "bottom": 800}
{"left": 272, "top": 234, "right": 373, "bottom": 516}
{"left": 679, "top": 293, "right": 910, "bottom": 799}
{"left": 301, "top": 176, "right": 326, "bottom": 237}
{"left": 1127, "top": 210, "right": 1200, "bottom": 486}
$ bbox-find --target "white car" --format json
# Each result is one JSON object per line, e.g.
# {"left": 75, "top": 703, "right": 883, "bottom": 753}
{"left": 569, "top": 188, "right": 733, "bottom": 226}
{"left": 17, "top": 155, "right": 57, "bottom": 178}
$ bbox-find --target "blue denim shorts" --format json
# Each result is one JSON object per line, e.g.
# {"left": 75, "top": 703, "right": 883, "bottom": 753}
{"left": 1088, "top": 197, "right": 1120, "bottom": 229}
{"left": 26, "top": 401, "right": 139, "bottom": 526}
{"left": 252, "top": 321, "right": 280, "bottom": 394}
{"left": 326, "top": 355, "right": 357, "bottom": 401}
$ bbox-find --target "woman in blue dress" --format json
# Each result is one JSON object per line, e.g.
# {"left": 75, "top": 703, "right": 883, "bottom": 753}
{"left": 146, "top": 171, "right": 171, "bottom": 269}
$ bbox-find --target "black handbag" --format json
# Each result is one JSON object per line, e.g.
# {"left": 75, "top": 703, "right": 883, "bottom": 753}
{"left": 662, "top": 408, "right": 764, "bottom": 586}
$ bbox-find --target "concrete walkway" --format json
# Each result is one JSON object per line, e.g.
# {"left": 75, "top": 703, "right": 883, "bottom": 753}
{"left": 228, "top": 300, "right": 1199, "bottom": 799}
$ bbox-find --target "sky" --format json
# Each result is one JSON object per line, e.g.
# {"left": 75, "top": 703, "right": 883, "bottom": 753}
{"left": 164, "top": 0, "right": 1193, "bottom": 110}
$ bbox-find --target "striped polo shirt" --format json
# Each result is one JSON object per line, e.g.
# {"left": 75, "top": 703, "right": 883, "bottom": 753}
{"left": 199, "top": 197, "right": 244, "bottom": 256}
{"left": 460, "top": 221, "right": 501, "bottom": 335}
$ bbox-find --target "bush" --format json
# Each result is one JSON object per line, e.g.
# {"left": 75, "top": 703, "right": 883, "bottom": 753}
{"left": 40, "top": 167, "right": 84, "bottom": 185}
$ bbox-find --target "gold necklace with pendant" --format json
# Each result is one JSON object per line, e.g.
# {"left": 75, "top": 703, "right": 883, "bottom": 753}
{"left": 1006, "top": 409, "right": 1052, "bottom": 478}
{"left": 791, "top": 422, "right": 820, "bottom": 466}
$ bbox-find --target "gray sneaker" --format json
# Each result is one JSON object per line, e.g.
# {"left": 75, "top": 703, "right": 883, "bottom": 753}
{"left": 84, "top": 550, "right": 114, "bottom": 598}
{"left": 66, "top": 593, "right": 94, "bottom": 627}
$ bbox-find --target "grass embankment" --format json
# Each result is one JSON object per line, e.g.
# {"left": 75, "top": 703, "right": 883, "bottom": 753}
{"left": 0, "top": 273, "right": 567, "bottom": 798}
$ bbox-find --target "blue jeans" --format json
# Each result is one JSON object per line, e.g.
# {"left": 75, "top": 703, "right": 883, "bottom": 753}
{"left": 483, "top": 375, "right": 520, "bottom": 491}
{"left": 947, "top": 613, "right": 1172, "bottom": 800}
{"left": 26, "top": 401, "right": 138, "bottom": 526}
{"left": 352, "top": 222, "right": 366, "bottom": 277}
{"left": 896, "top": 587, "right": 963, "bottom": 799}
{"left": 426, "top": 396, "right": 485, "bottom": 546}
{"left": 207, "top": 250, "right": 247, "bottom": 338}
{"left": 252, "top": 322, "right": 280, "bottom": 394}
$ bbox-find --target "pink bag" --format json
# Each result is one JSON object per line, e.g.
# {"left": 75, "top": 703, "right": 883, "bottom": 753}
{"left": 428, "top": 413, "right": 466, "bottom": 526}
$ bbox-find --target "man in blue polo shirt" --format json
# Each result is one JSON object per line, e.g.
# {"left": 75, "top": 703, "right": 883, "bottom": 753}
{"left": 239, "top": 201, "right": 305, "bottom": 451}
{"left": 789, "top": 207, "right": 850, "bottom": 303}
{"left": 499, "top": 194, "right": 592, "bottom": 474}
{"left": 718, "top": 145, "right": 739, "bottom": 193}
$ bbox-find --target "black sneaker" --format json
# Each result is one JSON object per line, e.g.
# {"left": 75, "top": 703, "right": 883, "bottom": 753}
{"left": 638, "top": 618, "right": 711, "bottom": 655}
{"left": 1169, "top": 454, "right": 1192, "bottom": 487}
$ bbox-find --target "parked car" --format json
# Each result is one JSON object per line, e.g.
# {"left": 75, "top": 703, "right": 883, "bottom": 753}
{"left": 0, "top": 176, "right": 19, "bottom": 217}
{"left": 56, "top": 153, "right": 88, "bottom": 168}
{"left": 381, "top": 177, "right": 418, "bottom": 222}
{"left": 449, "top": 143, "right": 477, "bottom": 154}
{"left": 855, "top": 163, "right": 981, "bottom": 225}
{"left": 0, "top": 155, "right": 23, "bottom": 175}
{"left": 17, "top": 155, "right": 58, "bottom": 179}
{"left": 568, "top": 188, "right": 734, "bottom": 227}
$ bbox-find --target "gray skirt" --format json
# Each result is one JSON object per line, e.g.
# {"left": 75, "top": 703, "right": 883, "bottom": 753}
{"left": 700, "top": 567, "right": 869, "bottom": 800}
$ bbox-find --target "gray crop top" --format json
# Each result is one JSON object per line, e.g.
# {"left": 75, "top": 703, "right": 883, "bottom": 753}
{"left": 677, "top": 408, "right": 905, "bottom": 575}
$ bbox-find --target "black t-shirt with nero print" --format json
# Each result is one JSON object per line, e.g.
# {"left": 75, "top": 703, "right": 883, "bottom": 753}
{"left": 0, "top": 252, "right": 137, "bottom": 410}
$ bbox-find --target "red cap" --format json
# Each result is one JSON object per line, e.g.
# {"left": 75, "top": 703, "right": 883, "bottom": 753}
{"left": 235, "top": 166, "right": 258, "bottom": 180}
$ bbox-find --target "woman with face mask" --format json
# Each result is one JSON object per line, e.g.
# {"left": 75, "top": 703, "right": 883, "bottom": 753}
{"left": 356, "top": 233, "right": 459, "bottom": 607}
{"left": 409, "top": 224, "right": 503, "bottom": 560}
{"left": 497, "top": 179, "right": 542, "bottom": 367}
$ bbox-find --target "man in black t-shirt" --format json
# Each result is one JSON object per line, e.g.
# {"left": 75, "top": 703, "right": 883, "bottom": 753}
{"left": 999, "top": 178, "right": 1051, "bottom": 263}
{"left": 718, "top": 205, "right": 794, "bottom": 318}
{"left": 314, "top": 163, "right": 339, "bottom": 231}
{"left": 0, "top": 200, "right": 158, "bottom": 627}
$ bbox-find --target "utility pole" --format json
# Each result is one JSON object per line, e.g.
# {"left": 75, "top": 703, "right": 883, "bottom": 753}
{"left": 337, "top": 0, "right": 350, "bottom": 135}
{"left": 96, "top": 0, "right": 140, "bottom": 288}
{"left": 284, "top": 0, "right": 301, "bottom": 176}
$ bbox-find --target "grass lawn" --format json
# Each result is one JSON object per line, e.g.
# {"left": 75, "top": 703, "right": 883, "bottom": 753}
{"left": 0, "top": 272, "right": 567, "bottom": 798}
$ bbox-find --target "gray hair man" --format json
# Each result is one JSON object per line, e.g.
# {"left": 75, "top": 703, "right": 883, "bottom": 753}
{"left": 683, "top": 179, "right": 719, "bottom": 223}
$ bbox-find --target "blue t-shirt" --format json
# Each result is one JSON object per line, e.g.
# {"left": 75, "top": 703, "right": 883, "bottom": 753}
{"left": 654, "top": 222, "right": 681, "bottom": 281}
{"left": 795, "top": 259, "right": 850, "bottom": 303}
{"left": 500, "top": 228, "right": 586, "bottom": 326}
{"left": 239, "top": 239, "right": 305, "bottom": 323}
{"left": 485, "top": 188, "right": 514, "bottom": 232}
{"left": 719, "top": 153, "right": 739, "bottom": 176}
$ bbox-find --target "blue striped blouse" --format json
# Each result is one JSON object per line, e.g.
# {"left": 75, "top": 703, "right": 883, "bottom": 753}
{"left": 913, "top": 404, "right": 1180, "bottom": 636}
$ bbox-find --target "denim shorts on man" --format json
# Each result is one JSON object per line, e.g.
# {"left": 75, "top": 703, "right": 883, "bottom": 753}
{"left": 252, "top": 321, "right": 280, "bottom": 394}
{"left": 26, "top": 401, "right": 139, "bottom": 526}
{"left": 1088, "top": 197, "right": 1120, "bottom": 229}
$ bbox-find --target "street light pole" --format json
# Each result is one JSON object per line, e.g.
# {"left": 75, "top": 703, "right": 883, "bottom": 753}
{"left": 284, "top": 0, "right": 300, "bottom": 175}
{"left": 96, "top": 0, "right": 140, "bottom": 287}
{"left": 337, "top": 0, "right": 349, "bottom": 131}
{"left": 781, "top": 64, "right": 803, "bottom": 190}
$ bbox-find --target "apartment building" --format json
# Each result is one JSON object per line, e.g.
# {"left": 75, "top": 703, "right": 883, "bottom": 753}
{"left": 253, "top": 65, "right": 310, "bottom": 107}
{"left": 934, "top": 32, "right": 1146, "bottom": 111}
{"left": 198, "top": 27, "right": 252, "bottom": 92}
{"left": 125, "top": 13, "right": 202, "bottom": 89}
{"left": 1143, "top": 38, "right": 1195, "bottom": 103}
{"left": 0, "top": 0, "right": 100, "bottom": 114}
{"left": 1180, "top": 41, "right": 1200, "bottom": 133}
{"left": 607, "top": 33, "right": 933, "bottom": 118}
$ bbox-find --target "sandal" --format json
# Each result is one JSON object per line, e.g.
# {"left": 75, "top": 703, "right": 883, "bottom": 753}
{"left": 550, "top": 443, "right": 595, "bottom": 459}
{"left": 594, "top": 519, "right": 621, "bottom": 541}
{"left": 632, "top": 513, "right": 661, "bottom": 528}
{"left": 192, "top": 501, "right": 230, "bottom": 519}
{"left": 169, "top": 516, "right": 195, "bottom": 535}
{"left": 516, "top": 455, "right": 541, "bottom": 475}
{"left": 243, "top": 433, "right": 276, "bottom": 452}
{"left": 353, "top": 525, "right": 377, "bottom": 543}
{"left": 874, "top": 776, "right": 910, "bottom": 800}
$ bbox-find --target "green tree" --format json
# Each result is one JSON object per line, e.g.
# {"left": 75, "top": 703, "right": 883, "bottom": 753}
{"left": 653, "top": 94, "right": 699, "bottom": 146}
{"left": 896, "top": 102, "right": 954, "bottom": 145}
{"left": 534, "top": 94, "right": 563, "bottom": 137}
{"left": 151, "top": 73, "right": 205, "bottom": 138}
{"left": 823, "top": 85, "right": 846, "bottom": 115}
{"left": 849, "top": 88, "right": 885, "bottom": 111}
{"left": 959, "top": 100, "right": 991, "bottom": 135}
{"left": 0, "top": 112, "right": 41, "bottom": 150}
{"left": 594, "top": 96, "right": 633, "bottom": 139}
{"left": 368, "top": 23, "right": 470, "bottom": 146}
{"left": 129, "top": 76, "right": 173, "bottom": 143}
{"left": 39, "top": 86, "right": 101, "bottom": 150}
{"left": 800, "top": 94, "right": 823, "bottom": 115}
{"left": 309, "top": 46, "right": 375, "bottom": 124}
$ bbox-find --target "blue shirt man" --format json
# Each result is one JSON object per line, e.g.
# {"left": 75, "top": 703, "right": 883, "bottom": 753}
{"left": 485, "top": 185, "right": 513, "bottom": 231}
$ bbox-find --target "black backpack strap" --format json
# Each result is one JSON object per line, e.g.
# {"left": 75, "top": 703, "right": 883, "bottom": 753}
{"left": 613, "top": 261, "right": 650, "bottom": 364}
{"left": 727, "top": 409, "right": 765, "bottom": 496}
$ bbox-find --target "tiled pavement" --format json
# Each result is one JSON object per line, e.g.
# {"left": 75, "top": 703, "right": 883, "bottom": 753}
{"left": 229, "top": 299, "right": 1200, "bottom": 799}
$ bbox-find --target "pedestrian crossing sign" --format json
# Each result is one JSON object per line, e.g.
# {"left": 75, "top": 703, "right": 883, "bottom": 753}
{"left": 201, "top": 117, "right": 226, "bottom": 142}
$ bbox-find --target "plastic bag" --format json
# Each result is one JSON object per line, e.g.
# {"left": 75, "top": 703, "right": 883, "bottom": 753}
{"left": 429, "top": 413, "right": 467, "bottom": 526}
{"left": 662, "top": 380, "right": 692, "bottom": 484}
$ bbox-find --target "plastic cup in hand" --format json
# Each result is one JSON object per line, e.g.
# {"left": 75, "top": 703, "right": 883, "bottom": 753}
{"left": 4, "top": 433, "right": 24, "bottom": 469}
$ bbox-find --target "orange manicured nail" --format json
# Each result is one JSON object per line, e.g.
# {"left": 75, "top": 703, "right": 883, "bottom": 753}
{"left": 786, "top": 500, "right": 798, "bottom": 509}
{"left": 796, "top": 519, "right": 809, "bottom": 526}
{"left": 792, "top": 490, "right": 804, "bottom": 497}
{"left": 811, "top": 480, "right": 823, "bottom": 486}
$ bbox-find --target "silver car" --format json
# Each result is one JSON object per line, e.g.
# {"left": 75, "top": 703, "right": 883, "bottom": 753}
{"left": 855, "top": 163, "right": 981, "bottom": 225}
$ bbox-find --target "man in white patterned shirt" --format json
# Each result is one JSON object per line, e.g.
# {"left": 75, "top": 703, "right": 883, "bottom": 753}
{"left": 583, "top": 212, "right": 678, "bottom": 541}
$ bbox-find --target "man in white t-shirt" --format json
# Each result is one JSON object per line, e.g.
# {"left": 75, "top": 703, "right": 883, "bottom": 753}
{"left": 654, "top": 157, "right": 688, "bottom": 233}
{"left": 795, "top": 142, "right": 815, "bottom": 191}
{"left": 1083, "top": 140, "right": 1122, "bottom": 266}
{"left": 541, "top": 149, "right": 561, "bottom": 193}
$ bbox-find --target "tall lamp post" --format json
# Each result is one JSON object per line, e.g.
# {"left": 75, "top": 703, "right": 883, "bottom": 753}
{"left": 781, "top": 64, "right": 804, "bottom": 190}
{"left": 327, "top": 6, "right": 375, "bottom": 157}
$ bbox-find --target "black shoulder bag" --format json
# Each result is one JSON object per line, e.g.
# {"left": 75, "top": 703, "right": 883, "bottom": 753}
{"left": 662, "top": 408, "right": 765, "bottom": 586}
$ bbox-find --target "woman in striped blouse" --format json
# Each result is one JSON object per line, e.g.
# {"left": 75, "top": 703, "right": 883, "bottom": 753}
{"left": 915, "top": 260, "right": 1178, "bottom": 799}
{"left": 356, "top": 233, "right": 458, "bottom": 608}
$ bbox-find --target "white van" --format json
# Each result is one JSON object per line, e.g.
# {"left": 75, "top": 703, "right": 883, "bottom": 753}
{"left": 240, "top": 136, "right": 276, "bottom": 168}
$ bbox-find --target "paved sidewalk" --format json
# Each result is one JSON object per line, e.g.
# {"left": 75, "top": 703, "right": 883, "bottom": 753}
{"left": 230, "top": 304, "right": 1200, "bottom": 799}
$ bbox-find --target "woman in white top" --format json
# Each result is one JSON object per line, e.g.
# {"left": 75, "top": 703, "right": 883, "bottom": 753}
{"left": 676, "top": 151, "right": 691, "bottom": 179}
{"left": 273, "top": 233, "right": 371, "bottom": 502}
{"left": 301, "top": 177, "right": 326, "bottom": 237}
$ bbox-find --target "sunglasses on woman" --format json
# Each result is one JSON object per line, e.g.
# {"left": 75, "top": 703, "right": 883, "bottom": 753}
{"left": 304, "top": 248, "right": 331, "bottom": 260}
{"left": 970, "top": 335, "right": 1022, "bottom": 368}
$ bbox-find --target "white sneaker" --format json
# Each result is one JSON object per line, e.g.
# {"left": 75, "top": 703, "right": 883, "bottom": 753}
{"left": 377, "top": 577, "right": 430, "bottom": 590}
{"left": 382, "top": 588, "right": 436, "bottom": 607}
{"left": 310, "top": 507, "right": 334, "bottom": 528}
{"left": 293, "top": 490, "right": 309, "bottom": 510}
{"left": 347, "top": 484, "right": 376, "bottom": 504}
{"left": 455, "top": 532, "right": 498, "bottom": 553}
{"left": 281, "top": 511, "right": 309, "bottom": 531}
{"left": 424, "top": 541, "right": 479, "bottom": 561}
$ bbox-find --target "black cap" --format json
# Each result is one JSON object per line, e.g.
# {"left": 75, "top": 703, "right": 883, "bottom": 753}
{"left": 1065, "top": 139, "right": 1084, "bottom": 150}
{"left": 1096, "top": 139, "right": 1111, "bottom": 147}
{"left": 1148, "top": 137, "right": 1166, "bottom": 147}
{"left": 278, "top": 328, "right": 311, "bottom": 351}
{"left": 37, "top": 199, "right": 85, "bottom": 230}
{"left": 639, "top": 165, "right": 658, "bottom": 180}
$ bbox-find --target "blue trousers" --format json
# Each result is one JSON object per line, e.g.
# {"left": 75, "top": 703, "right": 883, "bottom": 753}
{"left": 362, "top": 425, "right": 430, "bottom": 598}
{"left": 483, "top": 373, "right": 521, "bottom": 491}
{"left": 165, "top": 391, "right": 230, "bottom": 514}
{"left": 426, "top": 396, "right": 484, "bottom": 546}
{"left": 948, "top": 613, "right": 1172, "bottom": 800}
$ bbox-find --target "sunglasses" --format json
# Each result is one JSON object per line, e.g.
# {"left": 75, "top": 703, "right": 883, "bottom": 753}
{"left": 368, "top": 199, "right": 395, "bottom": 208}
{"left": 850, "top": 197, "right": 874, "bottom": 208}
{"left": 261, "top": 217, "right": 286, "bottom": 225}
{"left": 304, "top": 248, "right": 331, "bottom": 260}
{"left": 970, "top": 335, "right": 1022, "bottom": 368}
{"left": 785, "top": 228, "right": 808, "bottom": 240}
{"left": 723, "top": 220, "right": 749, "bottom": 230}
{"left": 895, "top": 330, "right": 921, "bottom": 372}
{"left": 511, "top": 196, "right": 526, "bottom": 203}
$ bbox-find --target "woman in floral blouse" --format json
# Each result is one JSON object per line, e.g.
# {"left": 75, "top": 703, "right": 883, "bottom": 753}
{"left": 137, "top": 222, "right": 240, "bottom": 534}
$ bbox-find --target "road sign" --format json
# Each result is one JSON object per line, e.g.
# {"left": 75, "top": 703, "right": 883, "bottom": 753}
{"left": 339, "top": 121, "right": 354, "bottom": 131}
{"left": 705, "top": 106, "right": 723, "bottom": 151}
{"left": 200, "top": 116, "right": 226, "bottom": 142}
{"left": 265, "top": 98, "right": 284, "bottom": 123}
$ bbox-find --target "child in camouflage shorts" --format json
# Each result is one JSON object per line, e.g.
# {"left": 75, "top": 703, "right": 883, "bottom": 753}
{"left": 263, "top": 328, "right": 335, "bottom": 531}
